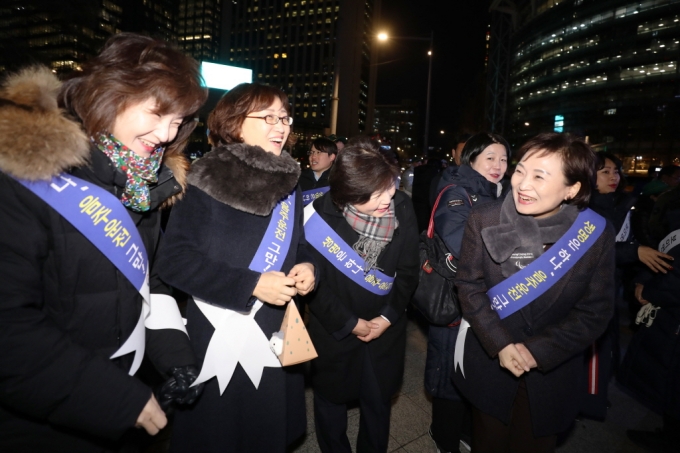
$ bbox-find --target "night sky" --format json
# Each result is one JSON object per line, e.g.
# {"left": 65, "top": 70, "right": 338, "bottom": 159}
{"left": 377, "top": 0, "right": 491, "bottom": 151}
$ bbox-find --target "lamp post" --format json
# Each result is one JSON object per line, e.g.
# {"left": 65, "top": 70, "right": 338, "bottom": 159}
{"left": 377, "top": 31, "right": 434, "bottom": 155}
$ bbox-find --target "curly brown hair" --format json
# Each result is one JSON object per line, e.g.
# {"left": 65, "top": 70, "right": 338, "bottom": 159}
{"left": 207, "top": 82, "right": 296, "bottom": 148}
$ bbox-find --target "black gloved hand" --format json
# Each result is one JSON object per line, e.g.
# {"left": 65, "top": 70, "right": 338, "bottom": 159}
{"left": 156, "top": 365, "right": 203, "bottom": 411}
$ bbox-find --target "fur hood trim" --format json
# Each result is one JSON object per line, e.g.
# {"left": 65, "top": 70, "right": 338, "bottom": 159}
{"left": 188, "top": 143, "right": 301, "bottom": 215}
{"left": 0, "top": 66, "right": 90, "bottom": 181}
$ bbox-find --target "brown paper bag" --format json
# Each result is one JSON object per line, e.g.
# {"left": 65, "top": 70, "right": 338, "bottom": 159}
{"left": 275, "top": 302, "right": 318, "bottom": 366}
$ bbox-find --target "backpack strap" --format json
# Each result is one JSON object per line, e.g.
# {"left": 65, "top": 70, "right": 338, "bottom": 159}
{"left": 427, "top": 184, "right": 473, "bottom": 239}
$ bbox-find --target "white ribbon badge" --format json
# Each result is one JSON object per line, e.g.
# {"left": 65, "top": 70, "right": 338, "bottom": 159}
{"left": 191, "top": 298, "right": 281, "bottom": 394}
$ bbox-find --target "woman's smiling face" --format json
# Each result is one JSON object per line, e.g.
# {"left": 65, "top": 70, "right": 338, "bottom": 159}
{"left": 354, "top": 184, "right": 396, "bottom": 217}
{"left": 111, "top": 97, "right": 184, "bottom": 157}
{"left": 511, "top": 150, "right": 581, "bottom": 219}
{"left": 240, "top": 97, "right": 290, "bottom": 155}
{"left": 470, "top": 143, "right": 508, "bottom": 184}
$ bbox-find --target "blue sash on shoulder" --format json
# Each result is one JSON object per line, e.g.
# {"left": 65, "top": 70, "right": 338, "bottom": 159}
{"left": 249, "top": 191, "right": 296, "bottom": 272}
{"left": 302, "top": 186, "right": 330, "bottom": 206}
{"left": 16, "top": 174, "right": 150, "bottom": 375}
{"left": 303, "top": 203, "right": 395, "bottom": 296}
{"left": 487, "top": 208, "right": 607, "bottom": 319}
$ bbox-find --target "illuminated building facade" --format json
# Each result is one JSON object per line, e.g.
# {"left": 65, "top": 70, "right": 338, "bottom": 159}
{"left": 225, "top": 0, "right": 379, "bottom": 141}
{"left": 176, "top": 0, "right": 223, "bottom": 62}
{"left": 0, "top": 0, "right": 121, "bottom": 74}
{"left": 0, "top": 0, "right": 176, "bottom": 75}
{"left": 373, "top": 100, "right": 419, "bottom": 158}
{"left": 501, "top": 0, "right": 680, "bottom": 171}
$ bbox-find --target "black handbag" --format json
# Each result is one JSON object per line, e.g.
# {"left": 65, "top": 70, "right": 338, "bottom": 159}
{"left": 411, "top": 184, "right": 468, "bottom": 326}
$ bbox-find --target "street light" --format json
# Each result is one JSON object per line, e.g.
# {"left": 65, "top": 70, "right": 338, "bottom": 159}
{"left": 376, "top": 31, "right": 434, "bottom": 155}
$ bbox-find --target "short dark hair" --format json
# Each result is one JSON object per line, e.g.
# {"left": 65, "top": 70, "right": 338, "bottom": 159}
{"left": 207, "top": 82, "right": 296, "bottom": 148}
{"left": 311, "top": 137, "right": 337, "bottom": 155}
{"left": 329, "top": 137, "right": 400, "bottom": 210}
{"left": 518, "top": 133, "right": 596, "bottom": 209}
{"left": 460, "top": 132, "right": 512, "bottom": 166}
{"left": 59, "top": 33, "right": 207, "bottom": 158}
{"left": 595, "top": 151, "right": 625, "bottom": 193}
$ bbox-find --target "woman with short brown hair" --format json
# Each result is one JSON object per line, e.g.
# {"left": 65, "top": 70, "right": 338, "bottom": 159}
{"left": 452, "top": 133, "right": 616, "bottom": 452}
{"left": 157, "top": 82, "right": 315, "bottom": 453}
{"left": 0, "top": 33, "right": 206, "bottom": 451}
{"left": 303, "top": 137, "right": 420, "bottom": 452}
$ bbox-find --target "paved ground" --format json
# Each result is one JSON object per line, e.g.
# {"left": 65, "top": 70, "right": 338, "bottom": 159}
{"left": 289, "top": 314, "right": 660, "bottom": 453}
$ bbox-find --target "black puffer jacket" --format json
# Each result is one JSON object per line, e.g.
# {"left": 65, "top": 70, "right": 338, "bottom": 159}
{"left": 0, "top": 67, "right": 194, "bottom": 452}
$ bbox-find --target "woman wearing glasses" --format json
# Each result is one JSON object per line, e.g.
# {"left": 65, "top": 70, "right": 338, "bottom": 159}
{"left": 156, "top": 83, "right": 316, "bottom": 452}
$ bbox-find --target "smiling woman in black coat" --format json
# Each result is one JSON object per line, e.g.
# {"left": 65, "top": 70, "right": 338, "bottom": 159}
{"left": 156, "top": 83, "right": 316, "bottom": 453}
{"left": 304, "top": 138, "right": 420, "bottom": 453}
{"left": 0, "top": 34, "right": 206, "bottom": 452}
{"left": 453, "top": 133, "right": 615, "bottom": 453}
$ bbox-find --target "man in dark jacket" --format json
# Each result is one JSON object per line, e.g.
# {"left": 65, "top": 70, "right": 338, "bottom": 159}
{"left": 298, "top": 137, "right": 338, "bottom": 194}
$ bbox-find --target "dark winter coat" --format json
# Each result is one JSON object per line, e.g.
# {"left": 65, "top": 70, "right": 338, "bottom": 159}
{"left": 425, "top": 164, "right": 503, "bottom": 399}
{"left": 156, "top": 143, "right": 315, "bottom": 453}
{"left": 453, "top": 196, "right": 615, "bottom": 437}
{"left": 298, "top": 167, "right": 330, "bottom": 192}
{"left": 619, "top": 190, "right": 680, "bottom": 420}
{"left": 306, "top": 191, "right": 420, "bottom": 403}
{"left": 0, "top": 67, "right": 194, "bottom": 452}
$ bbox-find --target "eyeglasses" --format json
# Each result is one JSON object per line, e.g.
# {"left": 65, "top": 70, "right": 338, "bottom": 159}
{"left": 245, "top": 114, "right": 293, "bottom": 126}
{"left": 307, "top": 150, "right": 329, "bottom": 156}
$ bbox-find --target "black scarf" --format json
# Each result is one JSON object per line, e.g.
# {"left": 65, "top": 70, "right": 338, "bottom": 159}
{"left": 481, "top": 194, "right": 580, "bottom": 278}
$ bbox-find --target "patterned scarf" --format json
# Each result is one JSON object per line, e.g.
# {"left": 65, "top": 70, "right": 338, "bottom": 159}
{"left": 94, "top": 134, "right": 164, "bottom": 212}
{"left": 343, "top": 201, "right": 398, "bottom": 273}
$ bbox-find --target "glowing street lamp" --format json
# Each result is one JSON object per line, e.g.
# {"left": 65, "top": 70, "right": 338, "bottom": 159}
{"left": 376, "top": 31, "right": 434, "bottom": 154}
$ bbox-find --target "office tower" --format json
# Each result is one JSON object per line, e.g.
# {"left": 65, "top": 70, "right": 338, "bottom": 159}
{"left": 225, "top": 0, "right": 379, "bottom": 143}
{"left": 176, "top": 0, "right": 224, "bottom": 62}
{"left": 489, "top": 0, "right": 680, "bottom": 169}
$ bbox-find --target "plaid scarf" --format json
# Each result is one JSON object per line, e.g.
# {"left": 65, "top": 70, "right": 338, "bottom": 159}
{"left": 343, "top": 201, "right": 398, "bottom": 273}
{"left": 94, "top": 134, "right": 164, "bottom": 212}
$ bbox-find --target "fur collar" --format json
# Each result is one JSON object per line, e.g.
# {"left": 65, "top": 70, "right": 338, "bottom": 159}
{"left": 0, "top": 66, "right": 188, "bottom": 207}
{"left": 0, "top": 66, "right": 90, "bottom": 181}
{"left": 482, "top": 194, "right": 579, "bottom": 276}
{"left": 188, "top": 142, "right": 301, "bottom": 215}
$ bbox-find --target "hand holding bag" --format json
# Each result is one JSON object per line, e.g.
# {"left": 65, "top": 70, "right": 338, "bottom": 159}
{"left": 411, "top": 184, "right": 468, "bottom": 326}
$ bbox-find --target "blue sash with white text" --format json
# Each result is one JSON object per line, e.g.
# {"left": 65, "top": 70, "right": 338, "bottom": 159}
{"left": 16, "top": 173, "right": 150, "bottom": 375}
{"left": 487, "top": 208, "right": 606, "bottom": 319}
{"left": 303, "top": 203, "right": 395, "bottom": 295}
{"left": 18, "top": 174, "right": 149, "bottom": 296}
{"left": 249, "top": 191, "right": 296, "bottom": 272}
{"left": 302, "top": 186, "right": 330, "bottom": 206}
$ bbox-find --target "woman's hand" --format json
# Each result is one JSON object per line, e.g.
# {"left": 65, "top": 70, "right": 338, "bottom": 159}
{"left": 498, "top": 344, "right": 530, "bottom": 377}
{"left": 352, "top": 318, "right": 373, "bottom": 337}
{"left": 638, "top": 245, "right": 673, "bottom": 273}
{"left": 634, "top": 283, "right": 650, "bottom": 305}
{"left": 357, "top": 317, "right": 390, "bottom": 343}
{"left": 135, "top": 394, "right": 167, "bottom": 435}
{"left": 252, "top": 271, "right": 297, "bottom": 306}
{"left": 514, "top": 343, "right": 538, "bottom": 369}
{"left": 288, "top": 263, "right": 316, "bottom": 296}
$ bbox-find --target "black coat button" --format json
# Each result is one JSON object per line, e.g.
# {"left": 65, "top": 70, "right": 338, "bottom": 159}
{"left": 523, "top": 326, "right": 533, "bottom": 336}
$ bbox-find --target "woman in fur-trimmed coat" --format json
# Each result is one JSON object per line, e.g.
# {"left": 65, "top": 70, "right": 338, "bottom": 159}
{"left": 0, "top": 34, "right": 206, "bottom": 452}
{"left": 156, "top": 83, "right": 316, "bottom": 453}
